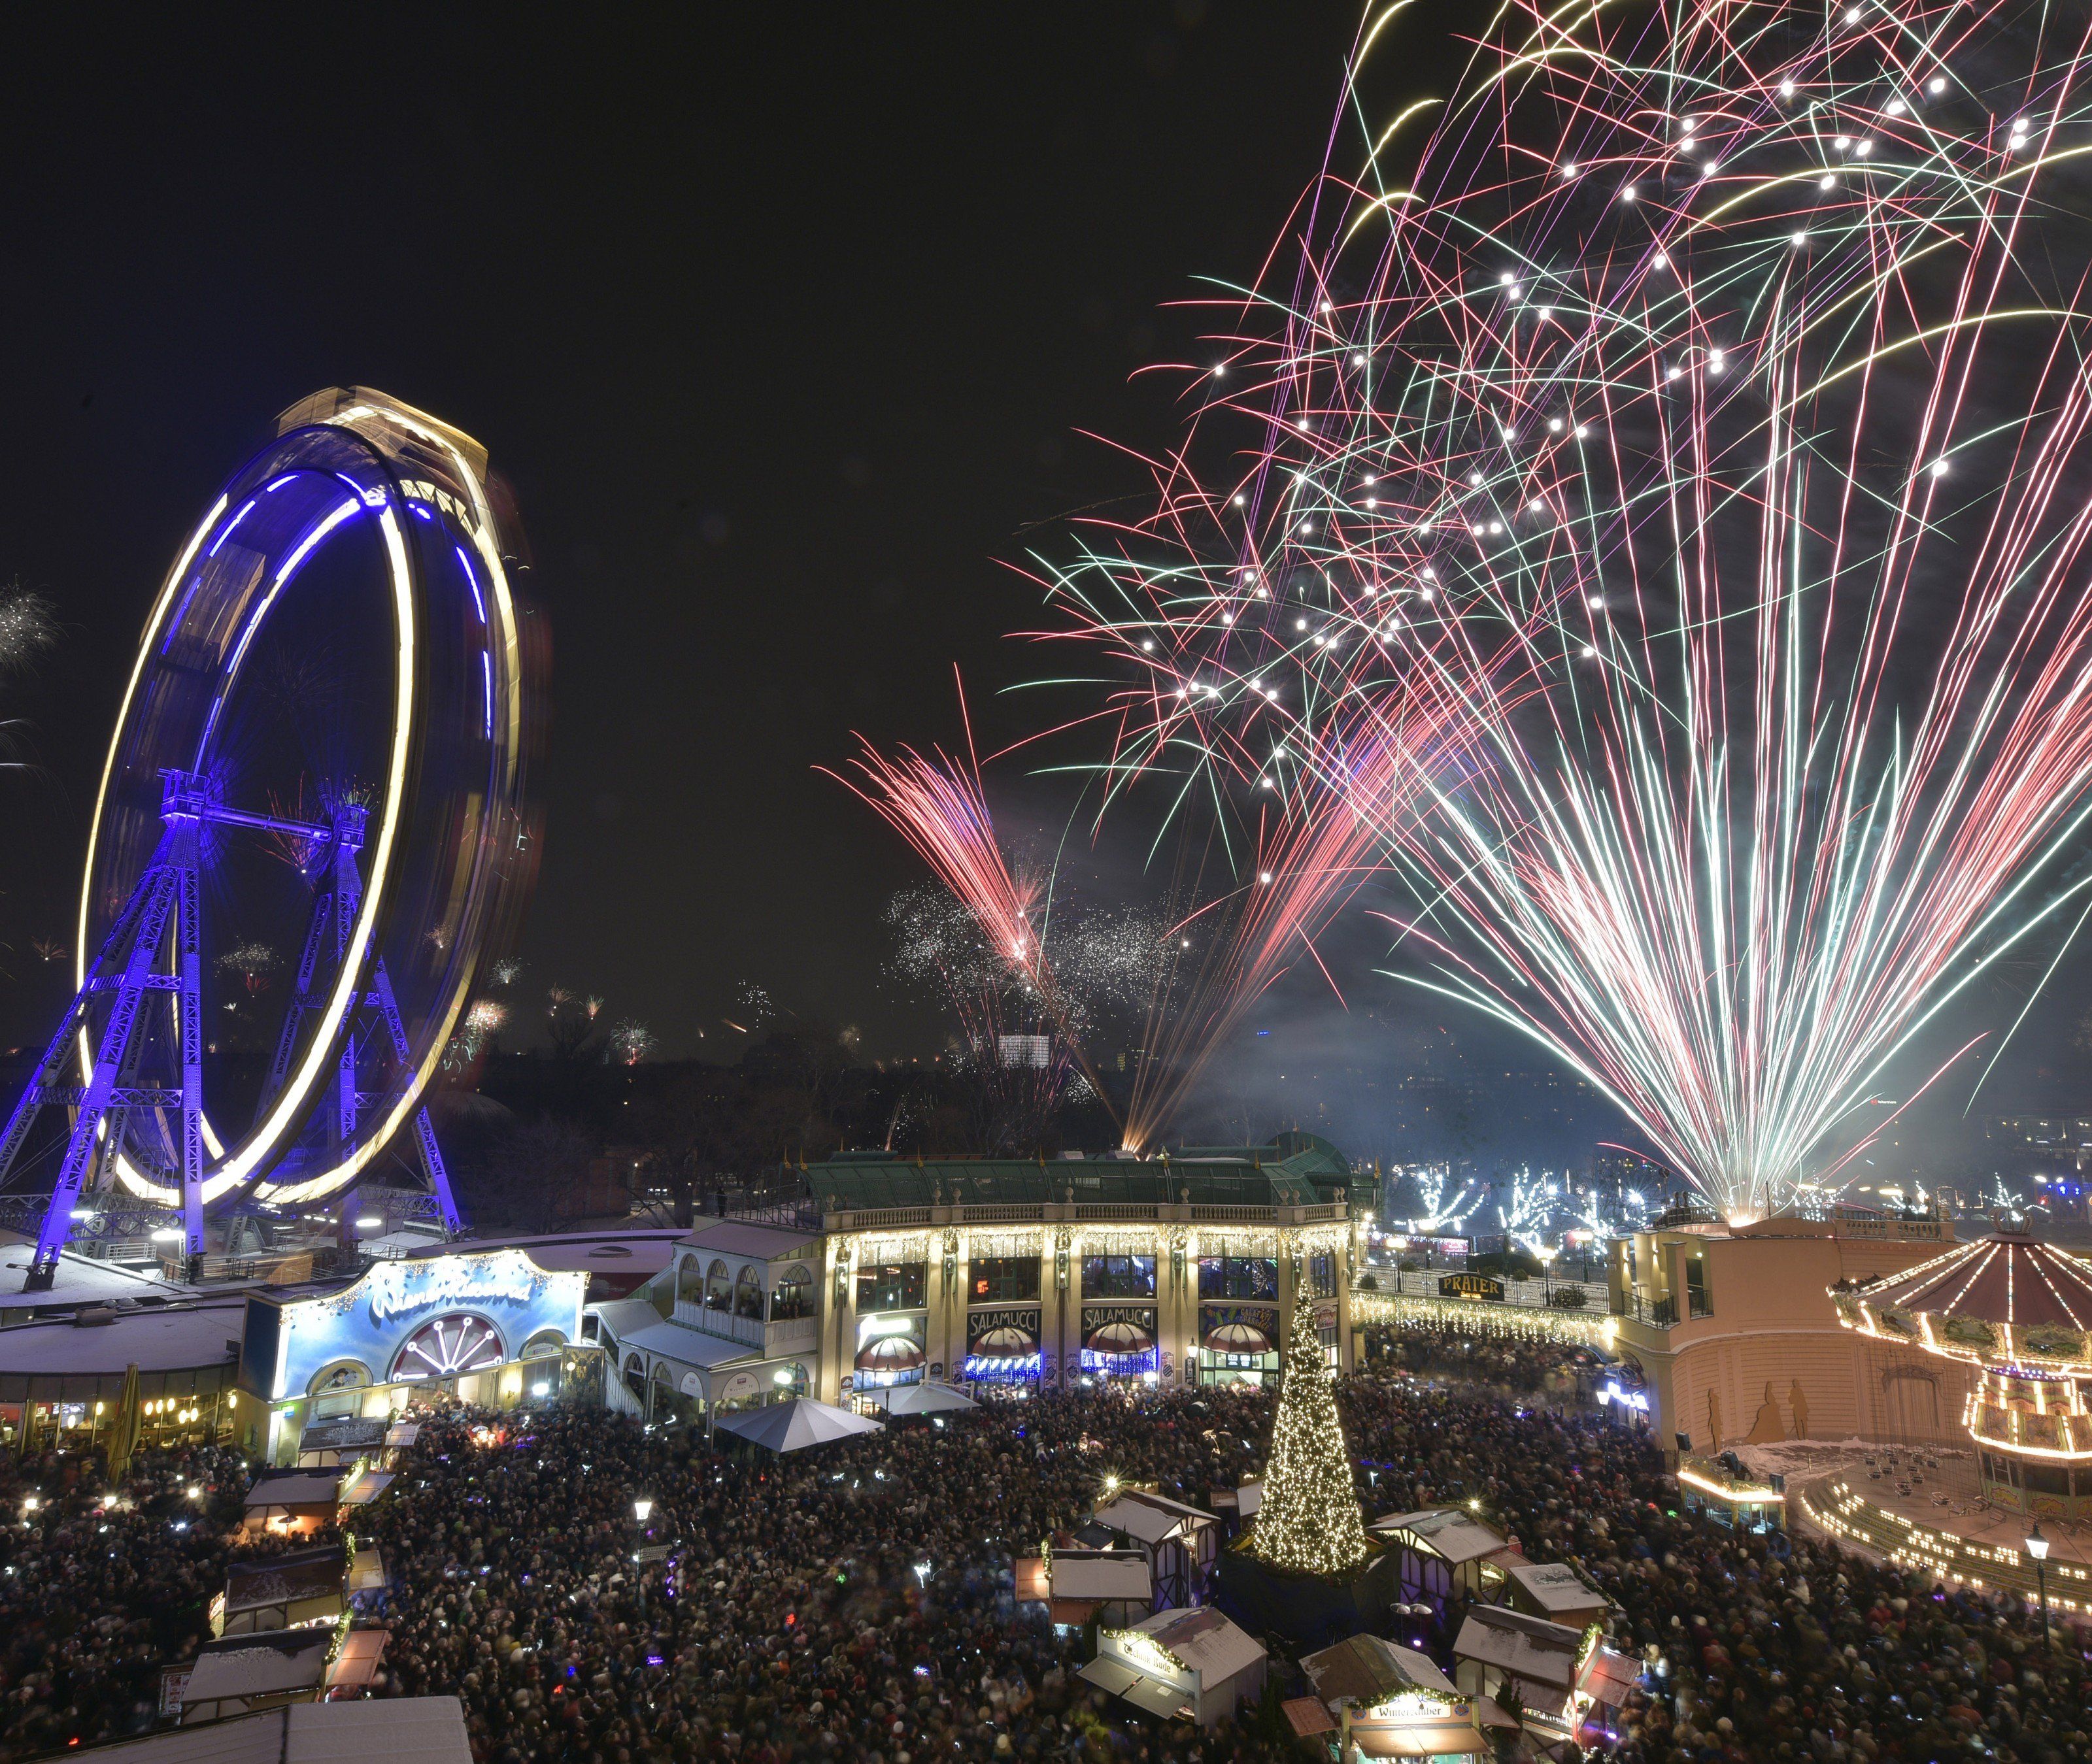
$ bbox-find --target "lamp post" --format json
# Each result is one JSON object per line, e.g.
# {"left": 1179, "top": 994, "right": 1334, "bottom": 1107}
{"left": 633, "top": 1498, "right": 656, "bottom": 1618}
{"left": 2025, "top": 1522, "right": 2051, "bottom": 1648}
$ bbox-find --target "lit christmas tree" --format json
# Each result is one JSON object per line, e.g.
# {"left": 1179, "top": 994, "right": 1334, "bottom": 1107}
{"left": 1249, "top": 1289, "right": 1370, "bottom": 1575}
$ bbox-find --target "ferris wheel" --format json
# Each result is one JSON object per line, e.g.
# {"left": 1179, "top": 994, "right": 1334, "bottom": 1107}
{"left": 0, "top": 390, "right": 541, "bottom": 1289}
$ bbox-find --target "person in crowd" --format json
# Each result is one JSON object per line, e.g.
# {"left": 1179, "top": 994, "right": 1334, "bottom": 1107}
{"left": 3, "top": 1322, "right": 2085, "bottom": 1764}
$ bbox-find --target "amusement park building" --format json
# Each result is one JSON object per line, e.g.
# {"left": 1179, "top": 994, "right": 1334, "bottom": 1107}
{"left": 592, "top": 1135, "right": 1364, "bottom": 1424}
{"left": 1607, "top": 1215, "right": 1972, "bottom": 1459}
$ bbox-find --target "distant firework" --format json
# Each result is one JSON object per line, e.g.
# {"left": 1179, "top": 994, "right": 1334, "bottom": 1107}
{"left": 1038, "top": 0, "right": 2092, "bottom": 1219}
{"left": 0, "top": 584, "right": 56, "bottom": 676}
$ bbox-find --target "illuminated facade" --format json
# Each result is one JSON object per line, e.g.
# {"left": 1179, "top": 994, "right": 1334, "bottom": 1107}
{"left": 237, "top": 1247, "right": 585, "bottom": 1463}
{"left": 1606, "top": 1216, "right": 1961, "bottom": 1461}
{"left": 807, "top": 1136, "right": 1361, "bottom": 1402}
{"left": 591, "top": 1220, "right": 821, "bottom": 1423}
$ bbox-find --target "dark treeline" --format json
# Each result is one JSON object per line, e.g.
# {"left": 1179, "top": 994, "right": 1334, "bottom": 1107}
{"left": 433, "top": 1027, "right": 1122, "bottom": 1233}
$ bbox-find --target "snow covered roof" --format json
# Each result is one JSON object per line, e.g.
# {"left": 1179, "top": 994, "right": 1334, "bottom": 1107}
{"left": 1302, "top": 1634, "right": 1460, "bottom": 1708}
{"left": 1093, "top": 1488, "right": 1215, "bottom": 1545}
{"left": 224, "top": 1546, "right": 345, "bottom": 1613}
{"left": 678, "top": 1221, "right": 820, "bottom": 1261}
{"left": 71, "top": 1696, "right": 471, "bottom": 1763}
{"left": 243, "top": 1469, "right": 346, "bottom": 1509}
{"left": 1453, "top": 1605, "right": 1584, "bottom": 1692}
{"left": 0, "top": 1301, "right": 244, "bottom": 1377}
{"left": 1370, "top": 1507, "right": 1510, "bottom": 1565}
{"left": 1047, "top": 1549, "right": 1151, "bottom": 1602}
{"left": 181, "top": 1629, "right": 333, "bottom": 1704}
{"left": 1119, "top": 1605, "right": 1265, "bottom": 1687}
{"left": 1506, "top": 1559, "right": 1613, "bottom": 1617}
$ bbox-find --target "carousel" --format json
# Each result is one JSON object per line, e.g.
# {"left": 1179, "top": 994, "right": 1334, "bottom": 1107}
{"left": 1834, "top": 1234, "right": 2092, "bottom": 1522}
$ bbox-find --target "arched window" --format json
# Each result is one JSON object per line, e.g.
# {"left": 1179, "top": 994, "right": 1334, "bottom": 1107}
{"left": 391, "top": 1315, "right": 505, "bottom": 1382}
{"left": 677, "top": 1257, "right": 705, "bottom": 1309}
{"left": 771, "top": 1265, "right": 814, "bottom": 1320}
{"left": 734, "top": 1267, "right": 764, "bottom": 1319}
{"left": 623, "top": 1354, "right": 646, "bottom": 1400}
{"left": 306, "top": 1360, "right": 373, "bottom": 1398}
{"left": 705, "top": 1259, "right": 732, "bottom": 1311}
{"left": 520, "top": 1329, "right": 565, "bottom": 1361}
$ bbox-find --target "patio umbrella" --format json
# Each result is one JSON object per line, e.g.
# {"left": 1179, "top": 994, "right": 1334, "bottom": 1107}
{"left": 106, "top": 1364, "right": 143, "bottom": 1482}
{"left": 879, "top": 1381, "right": 980, "bottom": 1416}
{"left": 713, "top": 1397, "right": 885, "bottom": 1452}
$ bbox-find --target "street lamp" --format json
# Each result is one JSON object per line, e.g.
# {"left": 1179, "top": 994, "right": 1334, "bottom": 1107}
{"left": 632, "top": 1497, "right": 654, "bottom": 1525}
{"left": 2025, "top": 1523, "right": 2051, "bottom": 1646}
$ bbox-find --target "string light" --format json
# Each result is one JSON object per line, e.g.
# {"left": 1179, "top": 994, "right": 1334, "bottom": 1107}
{"left": 1245, "top": 1292, "right": 1370, "bottom": 1576}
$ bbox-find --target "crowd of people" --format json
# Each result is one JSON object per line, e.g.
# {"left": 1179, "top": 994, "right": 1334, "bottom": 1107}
{"left": 1360, "top": 1317, "right": 1594, "bottom": 1403}
{"left": 1, "top": 1324, "right": 2087, "bottom": 1764}
{"left": 0, "top": 1439, "right": 326, "bottom": 1757}
{"left": 367, "top": 1388, "right": 1289, "bottom": 1764}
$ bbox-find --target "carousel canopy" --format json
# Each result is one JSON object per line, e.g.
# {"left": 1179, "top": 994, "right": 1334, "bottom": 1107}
{"left": 1859, "top": 1235, "right": 2092, "bottom": 1329}
{"left": 1836, "top": 1233, "right": 2092, "bottom": 1369}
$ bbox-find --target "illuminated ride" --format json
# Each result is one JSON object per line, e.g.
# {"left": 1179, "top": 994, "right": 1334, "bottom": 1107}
{"left": 1835, "top": 1236, "right": 2092, "bottom": 1520}
{"left": 0, "top": 390, "right": 539, "bottom": 1289}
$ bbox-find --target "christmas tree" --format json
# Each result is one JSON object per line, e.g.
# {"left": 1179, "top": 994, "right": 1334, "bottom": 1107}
{"left": 1248, "top": 1289, "right": 1370, "bottom": 1575}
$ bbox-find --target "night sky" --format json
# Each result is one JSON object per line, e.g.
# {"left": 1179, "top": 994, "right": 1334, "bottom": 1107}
{"left": 0, "top": 5, "right": 2083, "bottom": 1156}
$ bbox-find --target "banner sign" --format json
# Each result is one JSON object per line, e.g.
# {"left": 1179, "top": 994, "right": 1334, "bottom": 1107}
{"left": 966, "top": 1308, "right": 1041, "bottom": 1352}
{"left": 1439, "top": 1272, "right": 1505, "bottom": 1302}
{"left": 1201, "top": 1304, "right": 1279, "bottom": 1334}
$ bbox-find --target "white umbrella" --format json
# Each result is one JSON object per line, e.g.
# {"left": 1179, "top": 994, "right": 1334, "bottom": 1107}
{"left": 713, "top": 1397, "right": 884, "bottom": 1452}
{"left": 878, "top": 1381, "right": 980, "bottom": 1416}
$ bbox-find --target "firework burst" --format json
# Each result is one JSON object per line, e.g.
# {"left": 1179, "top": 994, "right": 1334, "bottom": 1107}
{"left": 1037, "top": 0, "right": 2092, "bottom": 1218}
{"left": 0, "top": 584, "right": 56, "bottom": 676}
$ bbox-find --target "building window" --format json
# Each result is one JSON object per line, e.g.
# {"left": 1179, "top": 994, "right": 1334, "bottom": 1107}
{"left": 857, "top": 1259, "right": 927, "bottom": 1311}
{"left": 1081, "top": 1254, "right": 1156, "bottom": 1299}
{"left": 1198, "top": 1256, "right": 1277, "bottom": 1301}
{"left": 676, "top": 1257, "right": 705, "bottom": 1309}
{"left": 972, "top": 1254, "right": 1041, "bottom": 1304}
{"left": 771, "top": 1267, "right": 814, "bottom": 1320}
{"left": 1308, "top": 1253, "right": 1337, "bottom": 1299}
{"left": 734, "top": 1267, "right": 764, "bottom": 1320}
{"left": 2027, "top": 1461, "right": 2072, "bottom": 1496}
{"left": 1685, "top": 1255, "right": 1712, "bottom": 1316}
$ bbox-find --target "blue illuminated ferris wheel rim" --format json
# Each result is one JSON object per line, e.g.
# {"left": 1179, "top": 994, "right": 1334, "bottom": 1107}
{"left": 77, "top": 390, "right": 528, "bottom": 1208}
